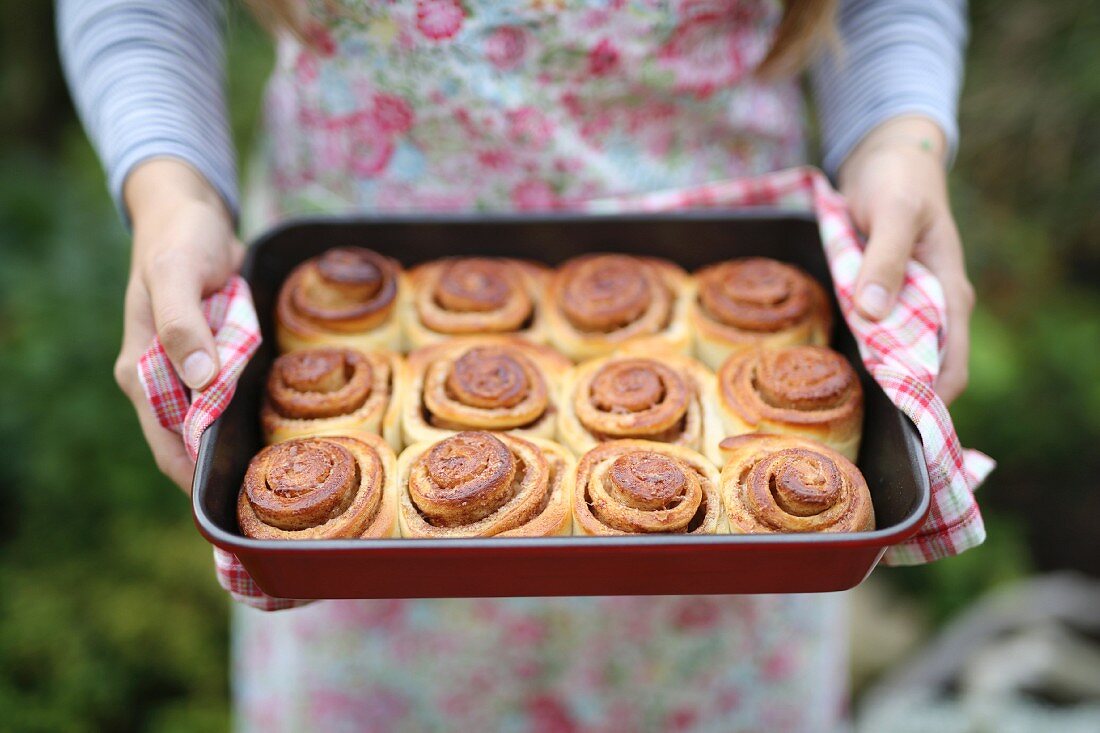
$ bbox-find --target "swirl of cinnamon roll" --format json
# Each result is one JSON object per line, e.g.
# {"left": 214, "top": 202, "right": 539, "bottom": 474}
{"left": 397, "top": 431, "right": 574, "bottom": 537}
{"left": 572, "top": 440, "right": 724, "bottom": 535}
{"left": 276, "top": 247, "right": 403, "bottom": 352}
{"left": 719, "top": 434, "right": 874, "bottom": 534}
{"left": 403, "top": 337, "right": 569, "bottom": 444}
{"left": 560, "top": 351, "right": 722, "bottom": 463}
{"left": 445, "top": 347, "right": 535, "bottom": 409}
{"left": 261, "top": 348, "right": 402, "bottom": 447}
{"left": 405, "top": 258, "right": 548, "bottom": 348}
{"left": 692, "top": 258, "right": 831, "bottom": 369}
{"left": 717, "top": 346, "right": 863, "bottom": 461}
{"left": 238, "top": 432, "right": 398, "bottom": 539}
{"left": 547, "top": 254, "right": 692, "bottom": 361}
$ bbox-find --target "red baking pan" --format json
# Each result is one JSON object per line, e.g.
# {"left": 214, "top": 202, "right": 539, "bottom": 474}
{"left": 192, "top": 211, "right": 930, "bottom": 599}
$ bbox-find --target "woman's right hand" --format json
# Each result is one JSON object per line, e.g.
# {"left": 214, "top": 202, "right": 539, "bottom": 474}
{"left": 116, "top": 158, "right": 245, "bottom": 492}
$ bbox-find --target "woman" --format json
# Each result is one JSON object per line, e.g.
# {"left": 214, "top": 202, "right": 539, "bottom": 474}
{"left": 59, "top": 0, "right": 973, "bottom": 729}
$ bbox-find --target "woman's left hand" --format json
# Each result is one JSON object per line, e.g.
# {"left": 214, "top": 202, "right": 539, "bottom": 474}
{"left": 838, "top": 115, "right": 975, "bottom": 405}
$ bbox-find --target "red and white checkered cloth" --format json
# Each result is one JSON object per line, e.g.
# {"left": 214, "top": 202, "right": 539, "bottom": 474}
{"left": 139, "top": 166, "right": 993, "bottom": 610}
{"left": 138, "top": 275, "right": 260, "bottom": 460}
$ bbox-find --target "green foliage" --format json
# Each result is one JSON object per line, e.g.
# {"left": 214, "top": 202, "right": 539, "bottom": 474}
{"left": 0, "top": 137, "right": 232, "bottom": 732}
{"left": 0, "top": 10, "right": 275, "bottom": 729}
{"left": 935, "top": 0, "right": 1100, "bottom": 579}
{"left": 885, "top": 513, "right": 1034, "bottom": 625}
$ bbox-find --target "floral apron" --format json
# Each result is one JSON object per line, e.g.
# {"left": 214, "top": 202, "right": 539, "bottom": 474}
{"left": 238, "top": 1, "right": 848, "bottom": 730}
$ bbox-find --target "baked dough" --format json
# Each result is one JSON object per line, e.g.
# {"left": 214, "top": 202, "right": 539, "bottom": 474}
{"left": 238, "top": 431, "right": 399, "bottom": 539}
{"left": 558, "top": 348, "right": 723, "bottom": 465}
{"left": 402, "top": 336, "right": 569, "bottom": 445}
{"left": 276, "top": 247, "right": 403, "bottom": 353}
{"left": 692, "top": 257, "right": 831, "bottom": 369}
{"left": 401, "top": 257, "right": 549, "bottom": 349}
{"left": 396, "top": 431, "right": 574, "bottom": 537}
{"left": 716, "top": 345, "right": 863, "bottom": 461}
{"left": 718, "top": 433, "right": 874, "bottom": 534}
{"left": 261, "top": 347, "right": 404, "bottom": 450}
{"left": 546, "top": 253, "right": 692, "bottom": 361}
{"left": 572, "top": 439, "right": 726, "bottom": 535}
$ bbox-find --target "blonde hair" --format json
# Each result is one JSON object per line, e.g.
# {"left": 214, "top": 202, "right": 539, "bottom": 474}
{"left": 246, "top": 0, "right": 836, "bottom": 77}
{"left": 758, "top": 0, "right": 838, "bottom": 78}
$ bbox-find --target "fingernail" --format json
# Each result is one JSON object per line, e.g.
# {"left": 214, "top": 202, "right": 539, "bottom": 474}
{"left": 858, "top": 284, "right": 890, "bottom": 319}
{"left": 181, "top": 351, "right": 215, "bottom": 389}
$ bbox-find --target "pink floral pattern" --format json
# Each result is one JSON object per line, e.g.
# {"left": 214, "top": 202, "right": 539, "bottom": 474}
{"left": 234, "top": 594, "right": 849, "bottom": 732}
{"left": 658, "top": 0, "right": 767, "bottom": 98}
{"left": 260, "top": 0, "right": 804, "bottom": 217}
{"left": 416, "top": 0, "right": 466, "bottom": 40}
{"left": 241, "top": 1, "right": 844, "bottom": 731}
{"left": 485, "top": 25, "right": 529, "bottom": 69}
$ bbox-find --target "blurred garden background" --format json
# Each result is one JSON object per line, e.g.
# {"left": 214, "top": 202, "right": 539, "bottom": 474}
{"left": 2, "top": 2, "right": 1099, "bottom": 731}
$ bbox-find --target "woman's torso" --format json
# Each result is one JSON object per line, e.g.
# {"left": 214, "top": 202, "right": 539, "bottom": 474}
{"left": 238, "top": 5, "right": 840, "bottom": 733}
{"left": 257, "top": 0, "right": 806, "bottom": 218}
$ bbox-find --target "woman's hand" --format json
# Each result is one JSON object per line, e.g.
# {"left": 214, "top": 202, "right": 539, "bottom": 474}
{"left": 838, "top": 115, "right": 975, "bottom": 405}
{"left": 115, "top": 158, "right": 244, "bottom": 492}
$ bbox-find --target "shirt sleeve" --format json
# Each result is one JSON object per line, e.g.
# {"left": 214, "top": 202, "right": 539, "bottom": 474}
{"left": 810, "top": 0, "right": 968, "bottom": 178}
{"left": 56, "top": 0, "right": 238, "bottom": 222}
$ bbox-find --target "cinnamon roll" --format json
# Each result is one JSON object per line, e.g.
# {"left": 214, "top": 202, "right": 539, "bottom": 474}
{"left": 261, "top": 348, "right": 403, "bottom": 448}
{"left": 559, "top": 350, "right": 723, "bottom": 464}
{"left": 402, "top": 257, "right": 549, "bottom": 349}
{"left": 692, "top": 258, "right": 831, "bottom": 369}
{"left": 276, "top": 247, "right": 403, "bottom": 353}
{"left": 545, "top": 254, "right": 692, "bottom": 361}
{"left": 238, "top": 431, "right": 399, "bottom": 540}
{"left": 717, "top": 346, "right": 863, "bottom": 461}
{"left": 396, "top": 431, "right": 574, "bottom": 537}
{"left": 572, "top": 440, "right": 725, "bottom": 535}
{"left": 402, "top": 336, "right": 569, "bottom": 445}
{"left": 719, "top": 434, "right": 874, "bottom": 534}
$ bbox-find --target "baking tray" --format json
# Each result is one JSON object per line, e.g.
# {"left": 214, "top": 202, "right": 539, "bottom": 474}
{"left": 193, "top": 210, "right": 930, "bottom": 599}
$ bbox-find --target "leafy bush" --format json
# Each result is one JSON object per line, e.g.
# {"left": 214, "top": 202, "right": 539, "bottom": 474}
{"left": 0, "top": 138, "right": 231, "bottom": 731}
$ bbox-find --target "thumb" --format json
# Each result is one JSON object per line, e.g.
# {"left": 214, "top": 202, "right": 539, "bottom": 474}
{"left": 145, "top": 252, "right": 220, "bottom": 390}
{"left": 853, "top": 199, "right": 924, "bottom": 321}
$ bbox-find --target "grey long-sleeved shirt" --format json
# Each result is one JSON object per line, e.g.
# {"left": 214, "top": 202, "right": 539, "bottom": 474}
{"left": 57, "top": 0, "right": 967, "bottom": 219}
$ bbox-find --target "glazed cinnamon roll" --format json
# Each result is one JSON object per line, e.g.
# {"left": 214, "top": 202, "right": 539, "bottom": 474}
{"left": 238, "top": 431, "right": 399, "bottom": 540}
{"left": 402, "top": 336, "right": 570, "bottom": 445}
{"left": 559, "top": 350, "right": 723, "bottom": 464}
{"left": 276, "top": 247, "right": 403, "bottom": 353}
{"left": 397, "top": 431, "right": 574, "bottom": 537}
{"left": 717, "top": 346, "right": 863, "bottom": 461}
{"left": 719, "top": 434, "right": 874, "bottom": 534}
{"left": 692, "top": 258, "right": 831, "bottom": 369}
{"left": 261, "top": 348, "right": 403, "bottom": 448}
{"left": 572, "top": 440, "right": 725, "bottom": 535}
{"left": 402, "top": 257, "right": 549, "bottom": 349}
{"left": 545, "top": 254, "right": 692, "bottom": 361}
